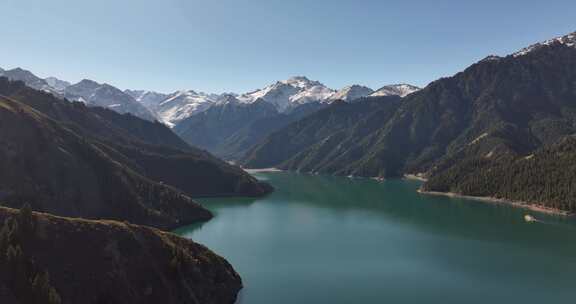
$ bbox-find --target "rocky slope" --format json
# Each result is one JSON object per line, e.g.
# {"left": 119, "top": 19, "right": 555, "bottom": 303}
{"left": 0, "top": 68, "right": 156, "bottom": 121}
{"left": 237, "top": 76, "right": 335, "bottom": 112}
{"left": 152, "top": 90, "right": 220, "bottom": 127}
{"left": 329, "top": 85, "right": 374, "bottom": 102}
{"left": 124, "top": 89, "right": 169, "bottom": 109}
{"left": 65, "top": 79, "right": 157, "bottom": 121}
{"left": 0, "top": 68, "right": 54, "bottom": 92}
{"left": 0, "top": 206, "right": 242, "bottom": 304}
{"left": 370, "top": 84, "right": 420, "bottom": 98}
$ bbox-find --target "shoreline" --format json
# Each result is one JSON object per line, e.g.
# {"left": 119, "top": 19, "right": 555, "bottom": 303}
{"left": 244, "top": 168, "right": 283, "bottom": 173}
{"left": 403, "top": 174, "right": 428, "bottom": 182}
{"left": 418, "top": 189, "right": 574, "bottom": 217}
{"left": 236, "top": 168, "right": 572, "bottom": 217}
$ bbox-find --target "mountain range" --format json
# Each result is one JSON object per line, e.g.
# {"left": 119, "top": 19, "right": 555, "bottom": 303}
{"left": 3, "top": 28, "right": 576, "bottom": 303}
{"left": 0, "top": 76, "right": 270, "bottom": 230}
{"left": 242, "top": 31, "right": 576, "bottom": 213}
{"left": 170, "top": 78, "right": 419, "bottom": 159}
{"left": 174, "top": 97, "right": 327, "bottom": 160}
{"left": 0, "top": 67, "right": 419, "bottom": 126}
{"left": 0, "top": 66, "right": 419, "bottom": 161}
{"left": 0, "top": 69, "right": 156, "bottom": 121}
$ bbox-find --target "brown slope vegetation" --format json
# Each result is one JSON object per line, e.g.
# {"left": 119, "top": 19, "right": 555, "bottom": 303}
{"left": 0, "top": 206, "right": 241, "bottom": 304}
{"left": 0, "top": 94, "right": 211, "bottom": 229}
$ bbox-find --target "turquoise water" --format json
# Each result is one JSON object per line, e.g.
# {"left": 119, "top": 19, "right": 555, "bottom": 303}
{"left": 176, "top": 172, "right": 576, "bottom": 303}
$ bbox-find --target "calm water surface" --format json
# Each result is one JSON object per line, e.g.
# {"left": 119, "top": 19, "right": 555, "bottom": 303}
{"left": 175, "top": 172, "right": 576, "bottom": 303}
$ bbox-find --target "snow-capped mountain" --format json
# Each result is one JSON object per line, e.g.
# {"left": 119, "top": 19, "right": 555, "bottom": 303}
{"left": 329, "top": 85, "right": 374, "bottom": 102}
{"left": 215, "top": 94, "right": 243, "bottom": 105}
{"left": 370, "top": 84, "right": 420, "bottom": 98}
{"left": 0, "top": 65, "right": 421, "bottom": 126}
{"left": 45, "top": 77, "right": 71, "bottom": 92}
{"left": 65, "top": 79, "right": 156, "bottom": 121}
{"left": 514, "top": 31, "right": 576, "bottom": 57}
{"left": 0, "top": 68, "right": 55, "bottom": 92}
{"left": 153, "top": 90, "right": 219, "bottom": 127}
{"left": 124, "top": 89, "right": 169, "bottom": 109}
{"left": 238, "top": 76, "right": 335, "bottom": 111}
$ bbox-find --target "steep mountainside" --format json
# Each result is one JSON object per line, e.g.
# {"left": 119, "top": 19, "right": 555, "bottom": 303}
{"left": 0, "top": 68, "right": 54, "bottom": 92}
{"left": 237, "top": 76, "right": 335, "bottom": 111}
{"left": 175, "top": 99, "right": 325, "bottom": 160}
{"left": 1, "top": 77, "right": 271, "bottom": 197}
{"left": 423, "top": 135, "right": 576, "bottom": 212}
{"left": 370, "top": 84, "right": 420, "bottom": 97}
{"left": 153, "top": 90, "right": 220, "bottom": 127}
{"left": 0, "top": 206, "right": 241, "bottom": 304}
{"left": 243, "top": 32, "right": 576, "bottom": 182}
{"left": 65, "top": 79, "right": 156, "bottom": 121}
{"left": 0, "top": 68, "right": 157, "bottom": 121}
{"left": 0, "top": 78, "right": 271, "bottom": 228}
{"left": 44, "top": 77, "right": 71, "bottom": 92}
{"left": 329, "top": 85, "right": 374, "bottom": 102}
{"left": 0, "top": 92, "right": 211, "bottom": 229}
{"left": 124, "top": 89, "right": 169, "bottom": 110}
{"left": 242, "top": 96, "right": 402, "bottom": 173}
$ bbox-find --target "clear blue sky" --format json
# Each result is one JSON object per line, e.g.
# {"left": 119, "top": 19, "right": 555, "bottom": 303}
{"left": 1, "top": 0, "right": 575, "bottom": 93}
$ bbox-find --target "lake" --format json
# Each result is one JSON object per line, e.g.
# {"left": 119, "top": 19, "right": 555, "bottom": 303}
{"left": 175, "top": 172, "right": 576, "bottom": 303}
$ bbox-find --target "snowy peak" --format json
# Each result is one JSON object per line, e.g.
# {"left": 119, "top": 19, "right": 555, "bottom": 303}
{"left": 216, "top": 94, "right": 242, "bottom": 105}
{"left": 124, "top": 89, "right": 169, "bottom": 109}
{"left": 45, "top": 77, "right": 71, "bottom": 92}
{"left": 514, "top": 31, "right": 576, "bottom": 57}
{"left": 65, "top": 79, "right": 156, "bottom": 121}
{"left": 70, "top": 79, "right": 101, "bottom": 92}
{"left": 330, "top": 85, "right": 374, "bottom": 102}
{"left": 370, "top": 84, "right": 420, "bottom": 98}
{"left": 281, "top": 76, "right": 323, "bottom": 89}
{"left": 154, "top": 90, "right": 217, "bottom": 126}
{"left": 0, "top": 67, "right": 53, "bottom": 92}
{"left": 0, "top": 68, "right": 155, "bottom": 121}
{"left": 238, "top": 76, "right": 335, "bottom": 112}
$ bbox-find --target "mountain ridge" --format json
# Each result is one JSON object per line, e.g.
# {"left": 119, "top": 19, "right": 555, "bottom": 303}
{"left": 0, "top": 206, "right": 242, "bottom": 304}
{"left": 0, "top": 67, "right": 419, "bottom": 127}
{"left": 242, "top": 32, "right": 576, "bottom": 191}
{"left": 0, "top": 77, "right": 271, "bottom": 229}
